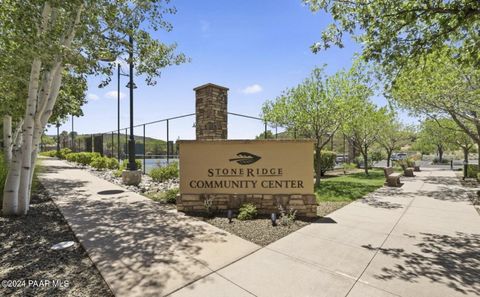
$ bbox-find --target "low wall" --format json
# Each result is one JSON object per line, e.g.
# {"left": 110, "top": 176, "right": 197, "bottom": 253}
{"left": 176, "top": 193, "right": 318, "bottom": 218}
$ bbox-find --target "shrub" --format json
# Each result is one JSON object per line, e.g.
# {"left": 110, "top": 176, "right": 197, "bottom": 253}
{"left": 433, "top": 157, "right": 450, "bottom": 165}
{"left": 40, "top": 150, "right": 57, "bottom": 157}
{"left": 90, "top": 157, "right": 109, "bottom": 170}
{"left": 115, "top": 159, "right": 143, "bottom": 176}
{"left": 106, "top": 158, "right": 119, "bottom": 170}
{"left": 406, "top": 158, "right": 416, "bottom": 167}
{"left": 477, "top": 173, "right": 480, "bottom": 182}
{"left": 163, "top": 188, "right": 179, "bottom": 203}
{"left": 56, "top": 148, "right": 72, "bottom": 159}
{"left": 120, "top": 159, "right": 142, "bottom": 170}
{"left": 237, "top": 203, "right": 257, "bottom": 220}
{"left": 278, "top": 206, "right": 297, "bottom": 227}
{"left": 314, "top": 150, "right": 336, "bottom": 176}
{"left": 370, "top": 151, "right": 385, "bottom": 165}
{"left": 77, "top": 152, "right": 100, "bottom": 165}
{"left": 467, "top": 164, "right": 479, "bottom": 178}
{"left": 149, "top": 162, "right": 179, "bottom": 182}
{"left": 342, "top": 162, "right": 357, "bottom": 174}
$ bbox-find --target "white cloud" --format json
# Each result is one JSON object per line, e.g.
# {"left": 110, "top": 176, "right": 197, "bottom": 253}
{"left": 86, "top": 93, "right": 99, "bottom": 101}
{"left": 242, "top": 84, "right": 263, "bottom": 94}
{"left": 104, "top": 91, "right": 126, "bottom": 100}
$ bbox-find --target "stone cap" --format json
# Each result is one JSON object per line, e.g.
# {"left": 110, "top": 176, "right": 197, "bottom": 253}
{"left": 193, "top": 83, "right": 229, "bottom": 91}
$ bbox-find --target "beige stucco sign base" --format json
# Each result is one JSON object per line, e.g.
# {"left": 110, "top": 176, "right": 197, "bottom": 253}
{"left": 177, "top": 140, "right": 318, "bottom": 218}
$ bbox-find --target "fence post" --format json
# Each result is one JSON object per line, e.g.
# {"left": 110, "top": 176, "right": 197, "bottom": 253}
{"left": 166, "top": 119, "right": 170, "bottom": 164}
{"left": 125, "top": 128, "right": 128, "bottom": 158}
{"left": 275, "top": 125, "right": 278, "bottom": 139}
{"left": 111, "top": 132, "right": 114, "bottom": 157}
{"left": 264, "top": 122, "right": 267, "bottom": 139}
{"left": 143, "top": 124, "right": 146, "bottom": 174}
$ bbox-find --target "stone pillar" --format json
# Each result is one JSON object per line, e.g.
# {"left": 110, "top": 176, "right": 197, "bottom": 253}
{"left": 194, "top": 83, "right": 228, "bottom": 140}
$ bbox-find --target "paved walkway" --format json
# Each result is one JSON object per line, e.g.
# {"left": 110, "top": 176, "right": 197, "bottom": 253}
{"left": 39, "top": 159, "right": 480, "bottom": 297}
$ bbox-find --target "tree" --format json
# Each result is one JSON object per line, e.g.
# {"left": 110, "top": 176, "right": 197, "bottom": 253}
{"left": 342, "top": 98, "right": 389, "bottom": 175}
{"left": 1, "top": 1, "right": 187, "bottom": 216}
{"left": 389, "top": 49, "right": 480, "bottom": 166}
{"left": 262, "top": 67, "right": 347, "bottom": 187}
{"left": 437, "top": 119, "right": 475, "bottom": 164}
{"left": 416, "top": 119, "right": 455, "bottom": 163}
{"left": 255, "top": 130, "right": 274, "bottom": 140}
{"left": 303, "top": 0, "right": 480, "bottom": 77}
{"left": 377, "top": 114, "right": 414, "bottom": 167}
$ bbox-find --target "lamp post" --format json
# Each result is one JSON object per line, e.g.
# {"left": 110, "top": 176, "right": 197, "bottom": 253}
{"left": 127, "top": 32, "right": 137, "bottom": 171}
{"left": 117, "top": 64, "right": 129, "bottom": 162}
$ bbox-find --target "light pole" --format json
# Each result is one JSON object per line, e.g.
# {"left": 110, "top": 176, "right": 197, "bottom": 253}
{"left": 127, "top": 32, "right": 137, "bottom": 171}
{"left": 117, "top": 64, "right": 128, "bottom": 162}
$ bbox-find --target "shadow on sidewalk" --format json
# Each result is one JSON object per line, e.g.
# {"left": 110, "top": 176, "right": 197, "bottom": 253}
{"left": 39, "top": 167, "right": 232, "bottom": 295}
{"left": 362, "top": 232, "right": 480, "bottom": 295}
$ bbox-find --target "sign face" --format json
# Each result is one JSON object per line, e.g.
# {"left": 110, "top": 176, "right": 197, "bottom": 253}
{"left": 178, "top": 140, "right": 314, "bottom": 195}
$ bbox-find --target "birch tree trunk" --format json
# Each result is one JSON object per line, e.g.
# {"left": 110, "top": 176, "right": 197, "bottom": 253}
{"left": 17, "top": 58, "right": 42, "bottom": 215}
{"left": 2, "top": 130, "right": 23, "bottom": 215}
{"left": 3, "top": 115, "right": 12, "bottom": 163}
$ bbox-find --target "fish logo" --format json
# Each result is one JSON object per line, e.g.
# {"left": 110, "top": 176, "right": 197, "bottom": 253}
{"left": 229, "top": 152, "right": 261, "bottom": 165}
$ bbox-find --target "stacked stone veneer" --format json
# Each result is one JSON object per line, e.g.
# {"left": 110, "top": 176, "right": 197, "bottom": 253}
{"left": 194, "top": 83, "right": 228, "bottom": 140}
{"left": 177, "top": 194, "right": 318, "bottom": 218}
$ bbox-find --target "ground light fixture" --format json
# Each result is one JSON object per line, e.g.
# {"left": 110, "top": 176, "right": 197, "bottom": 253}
{"left": 51, "top": 241, "right": 75, "bottom": 250}
{"left": 227, "top": 209, "right": 233, "bottom": 223}
{"left": 271, "top": 212, "right": 277, "bottom": 226}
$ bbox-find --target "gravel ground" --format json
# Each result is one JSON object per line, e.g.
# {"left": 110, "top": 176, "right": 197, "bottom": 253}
{"left": 455, "top": 172, "right": 480, "bottom": 215}
{"left": 0, "top": 184, "right": 113, "bottom": 297}
{"left": 195, "top": 202, "right": 349, "bottom": 246}
{"left": 198, "top": 215, "right": 314, "bottom": 246}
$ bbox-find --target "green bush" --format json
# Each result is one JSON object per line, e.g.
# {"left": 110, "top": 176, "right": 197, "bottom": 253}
{"left": 237, "top": 203, "right": 257, "bottom": 220}
{"left": 477, "top": 173, "right": 480, "bottom": 182}
{"left": 433, "top": 157, "right": 450, "bottom": 165}
{"left": 65, "top": 152, "right": 101, "bottom": 166}
{"left": 56, "top": 148, "right": 72, "bottom": 159}
{"left": 106, "top": 158, "right": 119, "bottom": 170}
{"left": 149, "top": 162, "right": 179, "bottom": 182}
{"left": 467, "top": 164, "right": 479, "bottom": 178}
{"left": 163, "top": 188, "right": 179, "bottom": 203}
{"left": 342, "top": 162, "right": 357, "bottom": 174}
{"left": 39, "top": 150, "right": 57, "bottom": 157}
{"left": 90, "top": 157, "right": 109, "bottom": 170}
{"left": 115, "top": 159, "right": 143, "bottom": 176}
{"left": 314, "top": 150, "right": 336, "bottom": 176}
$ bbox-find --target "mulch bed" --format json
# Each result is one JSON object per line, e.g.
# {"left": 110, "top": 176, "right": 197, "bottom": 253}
{"left": 0, "top": 184, "right": 113, "bottom": 297}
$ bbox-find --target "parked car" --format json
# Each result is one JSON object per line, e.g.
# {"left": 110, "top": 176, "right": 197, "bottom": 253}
{"left": 391, "top": 153, "right": 407, "bottom": 161}
{"left": 335, "top": 155, "right": 347, "bottom": 164}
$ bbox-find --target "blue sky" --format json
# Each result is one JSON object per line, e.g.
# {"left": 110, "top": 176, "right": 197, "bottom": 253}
{"left": 48, "top": 0, "right": 416, "bottom": 140}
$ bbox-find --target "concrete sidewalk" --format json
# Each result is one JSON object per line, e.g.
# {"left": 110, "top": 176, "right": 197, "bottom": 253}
{"left": 38, "top": 158, "right": 260, "bottom": 297}
{"left": 39, "top": 159, "right": 480, "bottom": 297}
{"left": 173, "top": 168, "right": 480, "bottom": 297}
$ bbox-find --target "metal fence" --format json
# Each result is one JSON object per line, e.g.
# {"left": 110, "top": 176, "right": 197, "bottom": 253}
{"left": 47, "top": 112, "right": 289, "bottom": 174}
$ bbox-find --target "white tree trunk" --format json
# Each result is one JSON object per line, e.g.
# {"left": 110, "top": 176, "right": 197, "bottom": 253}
{"left": 3, "top": 115, "right": 12, "bottom": 164}
{"left": 17, "top": 58, "right": 42, "bottom": 215}
{"left": 2, "top": 130, "right": 23, "bottom": 215}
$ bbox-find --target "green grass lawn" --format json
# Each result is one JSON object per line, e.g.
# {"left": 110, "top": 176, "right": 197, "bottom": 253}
{"left": 315, "top": 169, "right": 385, "bottom": 202}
